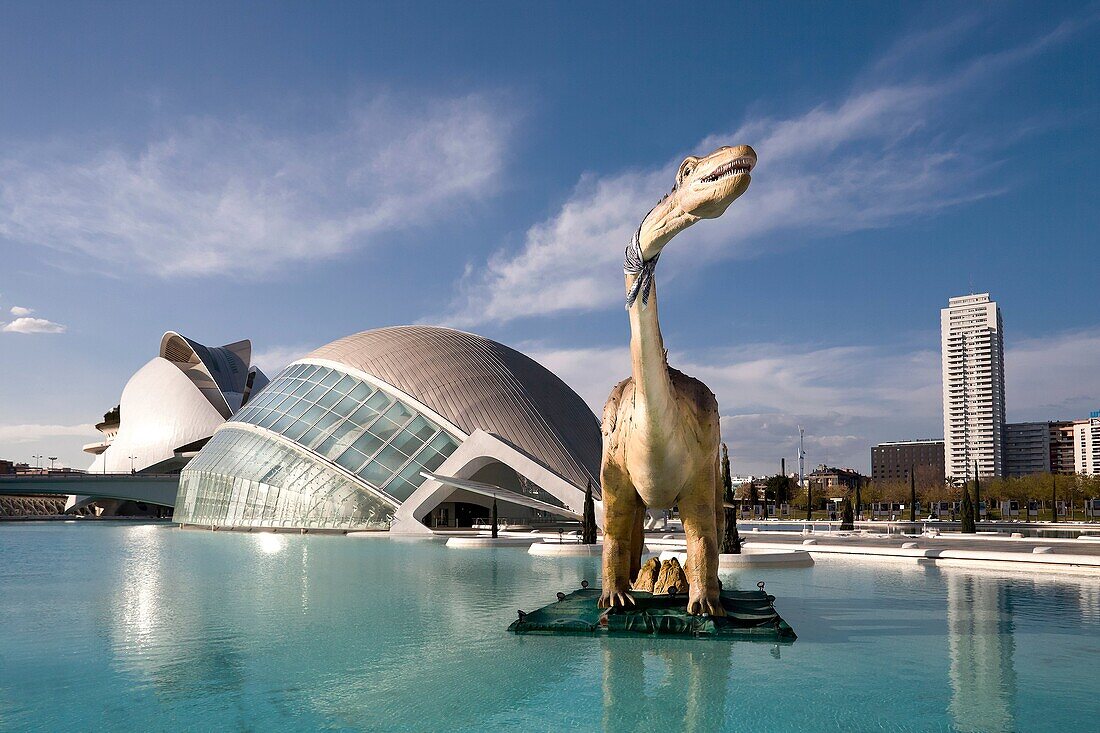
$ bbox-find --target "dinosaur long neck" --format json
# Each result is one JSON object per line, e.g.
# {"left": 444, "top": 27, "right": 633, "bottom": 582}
{"left": 626, "top": 196, "right": 695, "bottom": 415}
{"left": 626, "top": 270, "right": 672, "bottom": 413}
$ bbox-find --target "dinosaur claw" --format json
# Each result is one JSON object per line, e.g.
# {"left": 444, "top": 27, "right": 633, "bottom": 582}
{"left": 598, "top": 588, "right": 636, "bottom": 611}
{"left": 686, "top": 592, "right": 726, "bottom": 617}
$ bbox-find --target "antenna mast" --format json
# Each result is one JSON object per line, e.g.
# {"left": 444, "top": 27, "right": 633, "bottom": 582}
{"left": 797, "top": 426, "right": 806, "bottom": 489}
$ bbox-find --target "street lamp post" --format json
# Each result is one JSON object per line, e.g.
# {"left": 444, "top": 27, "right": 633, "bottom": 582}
{"left": 32, "top": 454, "right": 43, "bottom": 470}
{"left": 128, "top": 455, "right": 138, "bottom": 474}
{"left": 48, "top": 456, "right": 58, "bottom": 470}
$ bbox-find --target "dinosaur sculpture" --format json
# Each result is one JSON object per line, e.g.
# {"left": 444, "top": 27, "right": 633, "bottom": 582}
{"left": 599, "top": 144, "right": 756, "bottom": 616}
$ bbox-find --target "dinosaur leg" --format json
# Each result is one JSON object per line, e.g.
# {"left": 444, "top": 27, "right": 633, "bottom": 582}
{"left": 679, "top": 465, "right": 725, "bottom": 616}
{"left": 714, "top": 452, "right": 726, "bottom": 555}
{"left": 598, "top": 461, "right": 640, "bottom": 611}
{"left": 629, "top": 502, "right": 645, "bottom": 582}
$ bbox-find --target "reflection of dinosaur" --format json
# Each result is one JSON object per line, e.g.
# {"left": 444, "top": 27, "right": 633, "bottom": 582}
{"left": 601, "top": 640, "right": 733, "bottom": 733}
{"left": 599, "top": 145, "right": 756, "bottom": 616}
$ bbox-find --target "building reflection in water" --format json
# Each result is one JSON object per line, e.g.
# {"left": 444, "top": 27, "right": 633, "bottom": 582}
{"left": 946, "top": 572, "right": 1016, "bottom": 733}
{"left": 109, "top": 527, "right": 247, "bottom": 702}
{"left": 601, "top": 639, "right": 737, "bottom": 733}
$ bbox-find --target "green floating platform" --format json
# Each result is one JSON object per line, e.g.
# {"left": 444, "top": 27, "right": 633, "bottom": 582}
{"left": 509, "top": 588, "right": 796, "bottom": 640}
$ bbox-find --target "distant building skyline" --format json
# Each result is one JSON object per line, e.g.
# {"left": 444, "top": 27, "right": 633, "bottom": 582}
{"left": 1004, "top": 422, "right": 1050, "bottom": 477}
{"left": 871, "top": 439, "right": 946, "bottom": 485}
{"left": 942, "top": 294, "right": 1007, "bottom": 480}
{"left": 1050, "top": 421, "right": 1077, "bottom": 475}
{"left": 807, "top": 464, "right": 865, "bottom": 496}
{"left": 1075, "top": 417, "right": 1100, "bottom": 476}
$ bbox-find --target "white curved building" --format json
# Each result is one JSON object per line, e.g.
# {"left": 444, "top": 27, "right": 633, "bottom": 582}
{"left": 85, "top": 332, "right": 269, "bottom": 475}
{"left": 173, "top": 326, "right": 603, "bottom": 533}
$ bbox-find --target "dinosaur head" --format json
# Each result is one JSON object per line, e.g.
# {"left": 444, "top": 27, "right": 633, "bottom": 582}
{"left": 637, "top": 144, "right": 756, "bottom": 259}
{"left": 674, "top": 145, "right": 756, "bottom": 218}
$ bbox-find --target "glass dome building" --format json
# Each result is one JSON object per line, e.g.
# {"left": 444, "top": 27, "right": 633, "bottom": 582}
{"left": 173, "top": 326, "right": 603, "bottom": 532}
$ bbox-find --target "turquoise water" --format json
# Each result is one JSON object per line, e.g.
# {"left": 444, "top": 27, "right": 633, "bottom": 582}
{"left": 1, "top": 523, "right": 1098, "bottom": 732}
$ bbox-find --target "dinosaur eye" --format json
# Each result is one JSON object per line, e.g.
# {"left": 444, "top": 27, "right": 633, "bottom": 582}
{"left": 677, "top": 156, "right": 699, "bottom": 185}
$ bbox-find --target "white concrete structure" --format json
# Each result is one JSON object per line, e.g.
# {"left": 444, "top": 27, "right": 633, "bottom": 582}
{"left": 446, "top": 536, "right": 541, "bottom": 548}
{"left": 941, "top": 294, "right": 1006, "bottom": 480}
{"left": 528, "top": 542, "right": 603, "bottom": 557}
{"left": 1074, "top": 416, "right": 1100, "bottom": 475}
{"left": 175, "top": 326, "right": 603, "bottom": 532}
{"left": 85, "top": 332, "right": 268, "bottom": 475}
{"left": 654, "top": 548, "right": 814, "bottom": 569}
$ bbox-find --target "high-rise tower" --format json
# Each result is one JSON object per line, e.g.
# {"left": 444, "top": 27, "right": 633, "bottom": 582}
{"left": 941, "top": 294, "right": 1006, "bottom": 480}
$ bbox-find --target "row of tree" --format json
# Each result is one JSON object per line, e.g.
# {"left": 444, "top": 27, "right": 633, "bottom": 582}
{"left": 863, "top": 472, "right": 1100, "bottom": 506}
{"left": 729, "top": 470, "right": 1100, "bottom": 518}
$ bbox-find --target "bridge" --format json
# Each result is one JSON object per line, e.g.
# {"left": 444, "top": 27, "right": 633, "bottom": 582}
{"left": 0, "top": 474, "right": 180, "bottom": 508}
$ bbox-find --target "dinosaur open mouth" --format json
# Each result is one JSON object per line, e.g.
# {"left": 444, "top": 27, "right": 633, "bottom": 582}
{"left": 700, "top": 157, "right": 754, "bottom": 183}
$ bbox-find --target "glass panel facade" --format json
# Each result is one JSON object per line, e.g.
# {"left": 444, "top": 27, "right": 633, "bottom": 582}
{"left": 176, "top": 362, "right": 462, "bottom": 528}
{"left": 174, "top": 427, "right": 394, "bottom": 529}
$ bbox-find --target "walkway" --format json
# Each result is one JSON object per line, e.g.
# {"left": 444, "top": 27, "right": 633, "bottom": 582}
{"left": 644, "top": 528, "right": 1100, "bottom": 572}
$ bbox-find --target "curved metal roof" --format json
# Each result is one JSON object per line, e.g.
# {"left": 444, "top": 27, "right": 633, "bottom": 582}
{"left": 159, "top": 331, "right": 253, "bottom": 415}
{"left": 306, "top": 326, "right": 602, "bottom": 494}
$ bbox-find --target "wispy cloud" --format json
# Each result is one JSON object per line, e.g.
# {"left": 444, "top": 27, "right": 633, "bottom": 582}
{"left": 523, "top": 327, "right": 1100, "bottom": 474}
{"left": 2, "top": 317, "right": 67, "bottom": 334}
{"left": 446, "top": 14, "right": 1085, "bottom": 326}
{"left": 0, "top": 93, "right": 514, "bottom": 278}
{"left": 9, "top": 306, "right": 33, "bottom": 316}
{"left": 0, "top": 423, "right": 97, "bottom": 443}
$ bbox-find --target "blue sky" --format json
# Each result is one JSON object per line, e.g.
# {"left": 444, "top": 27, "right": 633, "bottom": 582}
{"left": 1, "top": 1, "right": 1097, "bottom": 474}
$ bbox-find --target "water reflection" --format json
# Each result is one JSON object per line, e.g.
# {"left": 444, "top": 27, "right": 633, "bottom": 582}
{"left": 44, "top": 525, "right": 1094, "bottom": 731}
{"left": 113, "top": 524, "right": 162, "bottom": 645}
{"left": 109, "top": 526, "right": 247, "bottom": 703}
{"left": 947, "top": 573, "right": 1016, "bottom": 733}
{"left": 1079, "top": 582, "right": 1100, "bottom": 619}
{"left": 256, "top": 532, "right": 287, "bottom": 554}
{"left": 601, "top": 640, "right": 733, "bottom": 733}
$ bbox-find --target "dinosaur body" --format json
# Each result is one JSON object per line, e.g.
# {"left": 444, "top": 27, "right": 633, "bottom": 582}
{"left": 599, "top": 145, "right": 756, "bottom": 616}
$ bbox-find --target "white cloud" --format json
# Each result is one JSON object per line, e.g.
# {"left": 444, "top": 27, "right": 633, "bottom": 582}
{"left": 0, "top": 94, "right": 514, "bottom": 278}
{"left": 519, "top": 342, "right": 631, "bottom": 414}
{"left": 524, "top": 327, "right": 1100, "bottom": 474}
{"left": 446, "top": 17, "right": 1080, "bottom": 326}
{"left": 9, "top": 306, "right": 33, "bottom": 316}
{"left": 523, "top": 340, "right": 939, "bottom": 473}
{"left": 2, "top": 317, "right": 67, "bottom": 334}
{"left": 0, "top": 423, "right": 98, "bottom": 444}
{"left": 251, "top": 343, "right": 320, "bottom": 377}
{"left": 1006, "top": 328, "right": 1100, "bottom": 419}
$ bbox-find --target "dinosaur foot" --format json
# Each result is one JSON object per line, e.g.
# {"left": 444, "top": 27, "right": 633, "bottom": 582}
{"left": 598, "top": 587, "right": 636, "bottom": 611}
{"left": 687, "top": 588, "right": 726, "bottom": 617}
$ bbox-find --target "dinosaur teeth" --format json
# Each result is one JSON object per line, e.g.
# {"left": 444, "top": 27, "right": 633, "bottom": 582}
{"left": 701, "top": 161, "right": 752, "bottom": 183}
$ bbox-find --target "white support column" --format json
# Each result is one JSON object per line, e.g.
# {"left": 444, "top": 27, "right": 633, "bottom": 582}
{"left": 390, "top": 429, "right": 603, "bottom": 534}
